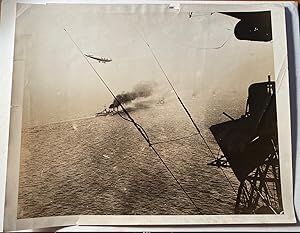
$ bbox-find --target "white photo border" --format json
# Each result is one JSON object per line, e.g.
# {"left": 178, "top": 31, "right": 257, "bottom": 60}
{"left": 1, "top": 1, "right": 296, "bottom": 231}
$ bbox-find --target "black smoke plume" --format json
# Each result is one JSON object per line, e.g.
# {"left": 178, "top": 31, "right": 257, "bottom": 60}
{"left": 109, "top": 82, "right": 155, "bottom": 110}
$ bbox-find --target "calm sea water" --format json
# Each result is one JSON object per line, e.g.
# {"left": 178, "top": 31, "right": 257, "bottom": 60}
{"left": 18, "top": 96, "right": 241, "bottom": 218}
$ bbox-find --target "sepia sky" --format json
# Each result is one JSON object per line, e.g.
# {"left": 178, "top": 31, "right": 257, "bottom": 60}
{"left": 14, "top": 4, "right": 275, "bottom": 127}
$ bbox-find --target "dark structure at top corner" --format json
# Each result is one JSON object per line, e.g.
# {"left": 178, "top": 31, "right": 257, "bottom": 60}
{"left": 220, "top": 11, "right": 272, "bottom": 42}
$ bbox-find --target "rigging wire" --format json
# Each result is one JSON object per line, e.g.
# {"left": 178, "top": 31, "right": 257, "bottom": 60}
{"left": 116, "top": 109, "right": 150, "bottom": 141}
{"left": 139, "top": 32, "right": 216, "bottom": 159}
{"left": 64, "top": 28, "right": 201, "bottom": 212}
{"left": 116, "top": 109, "right": 200, "bottom": 146}
{"left": 139, "top": 32, "right": 237, "bottom": 195}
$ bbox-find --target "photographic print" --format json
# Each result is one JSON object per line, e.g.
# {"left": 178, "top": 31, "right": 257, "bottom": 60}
{"left": 5, "top": 2, "right": 295, "bottom": 230}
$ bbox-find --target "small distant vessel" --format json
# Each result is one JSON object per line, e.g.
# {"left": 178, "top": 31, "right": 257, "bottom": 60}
{"left": 95, "top": 111, "right": 110, "bottom": 117}
{"left": 156, "top": 97, "right": 165, "bottom": 105}
{"left": 85, "top": 54, "right": 112, "bottom": 63}
{"left": 95, "top": 107, "right": 115, "bottom": 117}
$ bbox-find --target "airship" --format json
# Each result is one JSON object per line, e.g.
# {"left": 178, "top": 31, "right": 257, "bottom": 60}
{"left": 85, "top": 54, "right": 112, "bottom": 63}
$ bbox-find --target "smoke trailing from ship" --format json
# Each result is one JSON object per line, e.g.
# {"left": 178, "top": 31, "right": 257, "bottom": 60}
{"left": 109, "top": 81, "right": 155, "bottom": 109}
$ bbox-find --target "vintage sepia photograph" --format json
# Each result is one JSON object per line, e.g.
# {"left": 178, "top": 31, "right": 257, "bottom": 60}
{"left": 5, "top": 3, "right": 294, "bottom": 228}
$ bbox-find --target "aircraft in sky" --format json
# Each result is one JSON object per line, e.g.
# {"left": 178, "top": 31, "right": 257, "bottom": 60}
{"left": 85, "top": 54, "right": 112, "bottom": 63}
